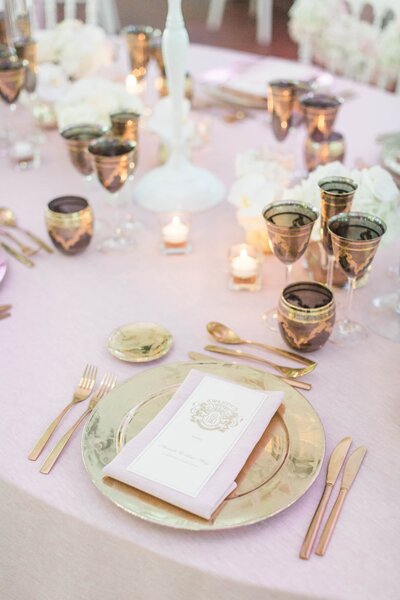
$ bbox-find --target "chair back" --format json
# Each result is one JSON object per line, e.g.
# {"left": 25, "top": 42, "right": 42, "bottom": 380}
{"left": 290, "top": 0, "right": 400, "bottom": 92}
{"left": 40, "top": 0, "right": 119, "bottom": 33}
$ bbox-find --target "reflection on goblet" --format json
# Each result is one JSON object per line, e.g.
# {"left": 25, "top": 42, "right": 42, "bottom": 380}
{"left": 88, "top": 136, "right": 137, "bottom": 252}
{"left": 262, "top": 200, "right": 319, "bottom": 331}
{"left": 318, "top": 176, "right": 358, "bottom": 289}
{"left": 328, "top": 211, "right": 386, "bottom": 346}
{"left": 122, "top": 25, "right": 154, "bottom": 82}
{"left": 60, "top": 124, "right": 106, "bottom": 180}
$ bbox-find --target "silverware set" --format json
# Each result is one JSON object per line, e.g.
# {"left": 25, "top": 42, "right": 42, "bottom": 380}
{"left": 0, "top": 206, "right": 53, "bottom": 267}
{"left": 28, "top": 364, "right": 117, "bottom": 473}
{"left": 300, "top": 437, "right": 367, "bottom": 558}
{"left": 201, "top": 320, "right": 317, "bottom": 390}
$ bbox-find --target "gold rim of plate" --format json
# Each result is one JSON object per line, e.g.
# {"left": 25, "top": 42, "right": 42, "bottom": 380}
{"left": 107, "top": 322, "right": 173, "bottom": 363}
{"left": 81, "top": 361, "right": 325, "bottom": 530}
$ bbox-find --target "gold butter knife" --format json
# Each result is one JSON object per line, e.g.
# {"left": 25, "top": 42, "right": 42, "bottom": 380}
{"left": 299, "top": 436, "right": 352, "bottom": 560}
{"left": 0, "top": 242, "right": 34, "bottom": 268}
{"left": 23, "top": 231, "right": 54, "bottom": 254}
{"left": 315, "top": 446, "right": 367, "bottom": 556}
{"left": 188, "top": 352, "right": 312, "bottom": 391}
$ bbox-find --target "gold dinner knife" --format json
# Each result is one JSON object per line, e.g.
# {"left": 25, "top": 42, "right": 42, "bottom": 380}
{"left": 188, "top": 352, "right": 312, "bottom": 391}
{"left": 299, "top": 436, "right": 352, "bottom": 559}
{"left": 315, "top": 446, "right": 367, "bottom": 556}
{"left": 0, "top": 242, "right": 34, "bottom": 268}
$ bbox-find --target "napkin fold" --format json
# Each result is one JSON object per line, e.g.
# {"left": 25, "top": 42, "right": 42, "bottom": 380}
{"left": 103, "top": 370, "right": 283, "bottom": 520}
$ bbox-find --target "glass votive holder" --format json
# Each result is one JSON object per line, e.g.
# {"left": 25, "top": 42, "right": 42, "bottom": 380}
{"left": 45, "top": 196, "right": 94, "bottom": 255}
{"left": 228, "top": 244, "right": 262, "bottom": 291}
{"left": 278, "top": 281, "right": 335, "bottom": 352}
{"left": 8, "top": 134, "right": 40, "bottom": 170}
{"left": 159, "top": 211, "right": 191, "bottom": 255}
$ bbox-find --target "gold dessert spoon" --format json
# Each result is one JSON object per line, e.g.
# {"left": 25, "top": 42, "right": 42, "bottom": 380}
{"left": 207, "top": 321, "right": 316, "bottom": 369}
{"left": 0, "top": 207, "right": 53, "bottom": 253}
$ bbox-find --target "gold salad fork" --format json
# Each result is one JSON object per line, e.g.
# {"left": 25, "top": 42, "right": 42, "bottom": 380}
{"left": 40, "top": 372, "right": 117, "bottom": 474}
{"left": 28, "top": 364, "right": 97, "bottom": 461}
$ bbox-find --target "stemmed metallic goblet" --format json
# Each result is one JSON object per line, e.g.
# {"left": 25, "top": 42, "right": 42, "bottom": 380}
{"left": 88, "top": 136, "right": 137, "bottom": 252}
{"left": 262, "top": 200, "right": 319, "bottom": 331}
{"left": 122, "top": 25, "right": 154, "bottom": 83}
{"left": 328, "top": 211, "right": 386, "bottom": 346}
{"left": 60, "top": 124, "right": 106, "bottom": 181}
{"left": 318, "top": 176, "right": 358, "bottom": 289}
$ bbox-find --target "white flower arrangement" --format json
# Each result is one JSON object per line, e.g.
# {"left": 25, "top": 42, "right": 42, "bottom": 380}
{"left": 282, "top": 161, "right": 400, "bottom": 244}
{"left": 228, "top": 147, "right": 293, "bottom": 215}
{"left": 289, "top": 0, "right": 400, "bottom": 87}
{"left": 55, "top": 77, "right": 143, "bottom": 130}
{"left": 37, "top": 19, "right": 113, "bottom": 80}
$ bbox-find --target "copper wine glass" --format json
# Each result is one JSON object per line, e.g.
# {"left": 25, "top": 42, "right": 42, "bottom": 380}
{"left": 88, "top": 136, "right": 137, "bottom": 252}
{"left": 262, "top": 200, "right": 319, "bottom": 330}
{"left": 122, "top": 25, "right": 154, "bottom": 82}
{"left": 318, "top": 176, "right": 358, "bottom": 289}
{"left": 61, "top": 124, "right": 107, "bottom": 181}
{"left": 328, "top": 212, "right": 386, "bottom": 346}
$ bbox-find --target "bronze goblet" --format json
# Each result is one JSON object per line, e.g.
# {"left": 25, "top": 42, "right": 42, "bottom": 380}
{"left": 122, "top": 25, "right": 154, "bottom": 82}
{"left": 278, "top": 281, "right": 335, "bottom": 352}
{"left": 268, "top": 79, "right": 298, "bottom": 142}
{"left": 262, "top": 200, "right": 319, "bottom": 330}
{"left": 88, "top": 136, "right": 137, "bottom": 252}
{"left": 328, "top": 212, "right": 386, "bottom": 346}
{"left": 0, "top": 57, "right": 25, "bottom": 105}
{"left": 15, "top": 38, "right": 37, "bottom": 94}
{"left": 301, "top": 94, "right": 343, "bottom": 140}
{"left": 318, "top": 176, "right": 358, "bottom": 289}
{"left": 60, "top": 124, "right": 106, "bottom": 180}
{"left": 45, "top": 196, "right": 93, "bottom": 255}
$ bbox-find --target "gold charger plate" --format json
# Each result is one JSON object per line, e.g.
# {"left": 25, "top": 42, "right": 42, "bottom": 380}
{"left": 107, "top": 322, "right": 173, "bottom": 363}
{"left": 82, "top": 361, "right": 325, "bottom": 530}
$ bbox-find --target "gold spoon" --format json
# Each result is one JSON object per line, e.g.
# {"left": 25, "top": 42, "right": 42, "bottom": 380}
{"left": 206, "top": 321, "right": 316, "bottom": 369}
{"left": 0, "top": 207, "right": 53, "bottom": 253}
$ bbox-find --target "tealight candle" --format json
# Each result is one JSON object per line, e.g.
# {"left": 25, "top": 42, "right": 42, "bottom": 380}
{"left": 159, "top": 212, "right": 191, "bottom": 255}
{"left": 229, "top": 244, "right": 262, "bottom": 291}
{"left": 232, "top": 247, "right": 258, "bottom": 279}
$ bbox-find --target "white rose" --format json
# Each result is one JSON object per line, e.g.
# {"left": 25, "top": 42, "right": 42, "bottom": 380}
{"left": 228, "top": 173, "right": 276, "bottom": 209}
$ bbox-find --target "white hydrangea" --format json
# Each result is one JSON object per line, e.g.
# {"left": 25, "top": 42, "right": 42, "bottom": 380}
{"left": 55, "top": 77, "right": 143, "bottom": 130}
{"left": 36, "top": 19, "right": 113, "bottom": 80}
{"left": 283, "top": 162, "right": 400, "bottom": 244}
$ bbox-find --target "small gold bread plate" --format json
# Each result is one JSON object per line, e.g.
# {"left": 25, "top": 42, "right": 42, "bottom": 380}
{"left": 107, "top": 322, "right": 173, "bottom": 363}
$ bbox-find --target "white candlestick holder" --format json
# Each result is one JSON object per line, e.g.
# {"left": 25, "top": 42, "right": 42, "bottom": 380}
{"left": 134, "top": 0, "right": 225, "bottom": 213}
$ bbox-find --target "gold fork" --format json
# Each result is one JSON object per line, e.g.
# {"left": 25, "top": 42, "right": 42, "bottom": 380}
{"left": 40, "top": 372, "right": 117, "bottom": 474}
{"left": 28, "top": 364, "right": 97, "bottom": 461}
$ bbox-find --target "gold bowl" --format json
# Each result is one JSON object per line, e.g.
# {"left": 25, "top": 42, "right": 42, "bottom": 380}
{"left": 278, "top": 281, "right": 335, "bottom": 352}
{"left": 45, "top": 196, "right": 93, "bottom": 255}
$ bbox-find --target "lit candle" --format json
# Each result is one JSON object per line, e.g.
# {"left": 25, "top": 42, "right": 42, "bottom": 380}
{"left": 162, "top": 215, "right": 189, "bottom": 245}
{"left": 231, "top": 247, "right": 258, "bottom": 279}
{"left": 126, "top": 74, "right": 139, "bottom": 95}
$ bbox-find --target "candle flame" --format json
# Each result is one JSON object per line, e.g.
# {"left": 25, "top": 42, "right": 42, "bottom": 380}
{"left": 126, "top": 74, "right": 138, "bottom": 94}
{"left": 172, "top": 216, "right": 181, "bottom": 226}
{"left": 240, "top": 248, "right": 248, "bottom": 258}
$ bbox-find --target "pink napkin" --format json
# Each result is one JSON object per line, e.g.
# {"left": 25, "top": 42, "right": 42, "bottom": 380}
{"left": 103, "top": 370, "right": 283, "bottom": 519}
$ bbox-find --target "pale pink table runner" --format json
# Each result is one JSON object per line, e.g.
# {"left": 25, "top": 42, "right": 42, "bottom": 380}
{"left": 0, "top": 45, "right": 400, "bottom": 600}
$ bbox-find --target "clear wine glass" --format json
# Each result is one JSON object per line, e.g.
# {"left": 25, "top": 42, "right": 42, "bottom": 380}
{"left": 262, "top": 200, "right": 319, "bottom": 331}
{"left": 328, "top": 212, "right": 386, "bottom": 346}
{"left": 368, "top": 259, "right": 400, "bottom": 343}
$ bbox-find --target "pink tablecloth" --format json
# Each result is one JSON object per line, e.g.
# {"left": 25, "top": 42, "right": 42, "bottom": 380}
{"left": 1, "top": 45, "right": 400, "bottom": 600}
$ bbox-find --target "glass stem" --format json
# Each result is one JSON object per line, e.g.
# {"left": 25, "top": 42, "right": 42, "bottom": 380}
{"left": 326, "top": 255, "right": 334, "bottom": 289}
{"left": 345, "top": 277, "right": 355, "bottom": 324}
{"left": 285, "top": 264, "right": 293, "bottom": 285}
